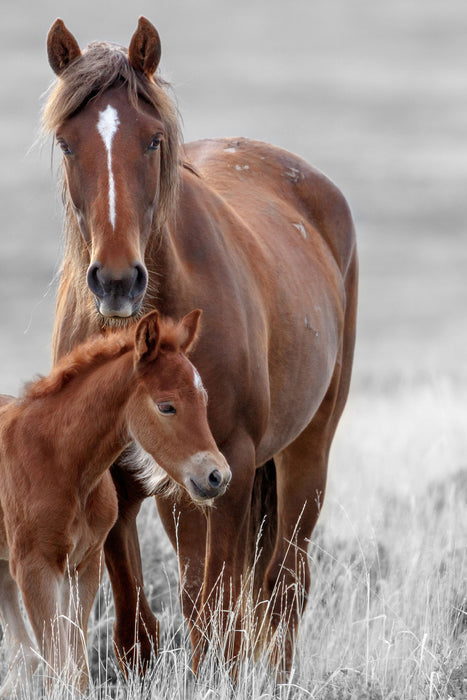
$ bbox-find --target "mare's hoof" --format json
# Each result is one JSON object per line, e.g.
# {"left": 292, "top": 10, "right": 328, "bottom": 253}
{"left": 113, "top": 618, "right": 160, "bottom": 676}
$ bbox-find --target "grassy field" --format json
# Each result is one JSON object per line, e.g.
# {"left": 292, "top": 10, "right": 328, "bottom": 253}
{"left": 0, "top": 0, "right": 466, "bottom": 697}
{"left": 3, "top": 378, "right": 466, "bottom": 699}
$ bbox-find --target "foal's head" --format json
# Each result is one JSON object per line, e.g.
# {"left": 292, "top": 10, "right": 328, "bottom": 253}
{"left": 44, "top": 18, "right": 180, "bottom": 320}
{"left": 129, "top": 310, "right": 231, "bottom": 503}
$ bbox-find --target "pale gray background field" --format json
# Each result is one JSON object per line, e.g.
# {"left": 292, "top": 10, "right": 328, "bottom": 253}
{"left": 1, "top": 2, "right": 467, "bottom": 696}
{"left": 1, "top": 0, "right": 466, "bottom": 395}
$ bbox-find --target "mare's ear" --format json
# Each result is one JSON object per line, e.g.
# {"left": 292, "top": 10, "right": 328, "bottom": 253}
{"left": 179, "top": 309, "right": 202, "bottom": 354}
{"left": 135, "top": 310, "right": 161, "bottom": 365}
{"left": 128, "top": 17, "right": 161, "bottom": 78}
{"left": 47, "top": 19, "right": 81, "bottom": 76}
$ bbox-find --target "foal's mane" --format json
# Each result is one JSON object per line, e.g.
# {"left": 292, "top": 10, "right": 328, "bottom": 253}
{"left": 41, "top": 41, "right": 182, "bottom": 338}
{"left": 23, "top": 330, "right": 134, "bottom": 402}
{"left": 23, "top": 317, "right": 190, "bottom": 402}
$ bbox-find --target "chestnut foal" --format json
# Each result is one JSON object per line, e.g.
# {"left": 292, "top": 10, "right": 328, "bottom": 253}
{"left": 0, "top": 309, "right": 230, "bottom": 695}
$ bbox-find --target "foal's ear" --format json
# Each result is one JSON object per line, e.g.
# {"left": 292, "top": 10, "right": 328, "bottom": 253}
{"left": 179, "top": 309, "right": 202, "bottom": 354}
{"left": 128, "top": 17, "right": 161, "bottom": 78}
{"left": 135, "top": 310, "right": 161, "bottom": 365}
{"left": 47, "top": 19, "right": 81, "bottom": 76}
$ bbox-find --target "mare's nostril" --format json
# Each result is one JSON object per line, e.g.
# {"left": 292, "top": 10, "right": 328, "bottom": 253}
{"left": 208, "top": 469, "right": 222, "bottom": 488}
{"left": 131, "top": 262, "right": 148, "bottom": 299}
{"left": 87, "top": 262, "right": 105, "bottom": 298}
{"left": 86, "top": 261, "right": 148, "bottom": 302}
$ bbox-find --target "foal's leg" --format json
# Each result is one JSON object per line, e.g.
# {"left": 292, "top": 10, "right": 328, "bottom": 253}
{"left": 56, "top": 550, "right": 103, "bottom": 688}
{"left": 13, "top": 555, "right": 79, "bottom": 691}
{"left": 0, "top": 560, "right": 38, "bottom": 697}
{"left": 104, "top": 466, "right": 158, "bottom": 672}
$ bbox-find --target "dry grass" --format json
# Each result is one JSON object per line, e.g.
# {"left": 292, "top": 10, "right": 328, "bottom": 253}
{"left": 0, "top": 1, "right": 465, "bottom": 696}
{"left": 1, "top": 374, "right": 466, "bottom": 699}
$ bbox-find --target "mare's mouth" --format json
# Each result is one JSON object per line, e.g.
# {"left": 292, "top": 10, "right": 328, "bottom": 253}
{"left": 95, "top": 295, "right": 142, "bottom": 320}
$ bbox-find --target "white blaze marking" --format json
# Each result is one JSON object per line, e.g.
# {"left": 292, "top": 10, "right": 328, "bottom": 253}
{"left": 97, "top": 105, "right": 120, "bottom": 229}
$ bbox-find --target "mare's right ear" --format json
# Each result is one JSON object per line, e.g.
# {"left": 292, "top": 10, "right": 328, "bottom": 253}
{"left": 128, "top": 17, "right": 161, "bottom": 78}
{"left": 135, "top": 310, "right": 161, "bottom": 365}
{"left": 47, "top": 19, "right": 81, "bottom": 76}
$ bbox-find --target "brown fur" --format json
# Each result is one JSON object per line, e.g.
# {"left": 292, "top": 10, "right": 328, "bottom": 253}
{"left": 42, "top": 37, "right": 181, "bottom": 352}
{"left": 45, "top": 18, "right": 358, "bottom": 675}
{"left": 0, "top": 311, "right": 229, "bottom": 694}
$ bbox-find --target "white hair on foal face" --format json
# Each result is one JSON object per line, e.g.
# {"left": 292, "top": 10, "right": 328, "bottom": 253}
{"left": 192, "top": 365, "right": 208, "bottom": 403}
{"left": 97, "top": 104, "right": 120, "bottom": 230}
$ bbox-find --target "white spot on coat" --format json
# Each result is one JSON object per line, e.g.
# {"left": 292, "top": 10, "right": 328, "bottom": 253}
{"left": 285, "top": 167, "right": 301, "bottom": 184}
{"left": 304, "top": 314, "right": 319, "bottom": 337}
{"left": 292, "top": 222, "right": 308, "bottom": 239}
{"left": 97, "top": 105, "right": 120, "bottom": 229}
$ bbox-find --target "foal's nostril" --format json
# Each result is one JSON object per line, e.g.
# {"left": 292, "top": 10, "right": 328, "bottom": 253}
{"left": 208, "top": 469, "right": 222, "bottom": 488}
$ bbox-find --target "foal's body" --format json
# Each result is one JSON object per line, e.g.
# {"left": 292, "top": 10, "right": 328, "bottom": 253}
{"left": 0, "top": 311, "right": 229, "bottom": 694}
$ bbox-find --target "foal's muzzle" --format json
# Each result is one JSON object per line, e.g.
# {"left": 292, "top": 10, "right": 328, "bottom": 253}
{"left": 184, "top": 452, "right": 232, "bottom": 503}
{"left": 87, "top": 261, "right": 148, "bottom": 318}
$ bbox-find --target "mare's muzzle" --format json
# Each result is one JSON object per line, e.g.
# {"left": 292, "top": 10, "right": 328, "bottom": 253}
{"left": 87, "top": 261, "right": 148, "bottom": 318}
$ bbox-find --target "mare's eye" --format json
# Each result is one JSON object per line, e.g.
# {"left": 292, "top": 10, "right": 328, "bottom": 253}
{"left": 156, "top": 402, "right": 176, "bottom": 415}
{"left": 57, "top": 138, "right": 73, "bottom": 156}
{"left": 147, "top": 135, "right": 162, "bottom": 152}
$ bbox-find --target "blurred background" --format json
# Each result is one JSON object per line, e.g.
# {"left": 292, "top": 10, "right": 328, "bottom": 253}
{"left": 1, "top": 0, "right": 466, "bottom": 395}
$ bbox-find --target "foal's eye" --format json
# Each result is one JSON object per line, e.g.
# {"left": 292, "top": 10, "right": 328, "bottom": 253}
{"left": 147, "top": 135, "right": 162, "bottom": 152}
{"left": 57, "top": 138, "right": 73, "bottom": 156}
{"left": 156, "top": 402, "right": 176, "bottom": 416}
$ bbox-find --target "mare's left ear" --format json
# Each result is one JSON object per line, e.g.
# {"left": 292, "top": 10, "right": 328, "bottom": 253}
{"left": 135, "top": 310, "right": 161, "bottom": 365}
{"left": 128, "top": 17, "right": 161, "bottom": 78}
{"left": 47, "top": 19, "right": 81, "bottom": 76}
{"left": 179, "top": 309, "right": 202, "bottom": 354}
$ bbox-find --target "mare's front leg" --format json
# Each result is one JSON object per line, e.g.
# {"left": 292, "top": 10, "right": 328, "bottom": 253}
{"left": 155, "top": 494, "right": 207, "bottom": 645}
{"left": 157, "top": 431, "right": 256, "bottom": 672}
{"left": 104, "top": 464, "right": 158, "bottom": 672}
{"left": 0, "top": 560, "right": 38, "bottom": 697}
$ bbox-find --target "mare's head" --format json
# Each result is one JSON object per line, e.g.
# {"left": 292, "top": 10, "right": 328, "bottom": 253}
{"left": 129, "top": 309, "right": 231, "bottom": 503}
{"left": 44, "top": 18, "right": 180, "bottom": 320}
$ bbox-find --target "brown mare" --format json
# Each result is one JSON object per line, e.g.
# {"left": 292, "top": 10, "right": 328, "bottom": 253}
{"left": 0, "top": 310, "right": 230, "bottom": 694}
{"left": 43, "top": 17, "right": 358, "bottom": 672}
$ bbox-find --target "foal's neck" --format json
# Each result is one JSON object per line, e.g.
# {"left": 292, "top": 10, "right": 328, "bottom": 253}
{"left": 54, "top": 348, "right": 136, "bottom": 495}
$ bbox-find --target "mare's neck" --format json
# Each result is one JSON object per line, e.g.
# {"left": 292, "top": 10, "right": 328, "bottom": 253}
{"left": 145, "top": 168, "right": 209, "bottom": 318}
